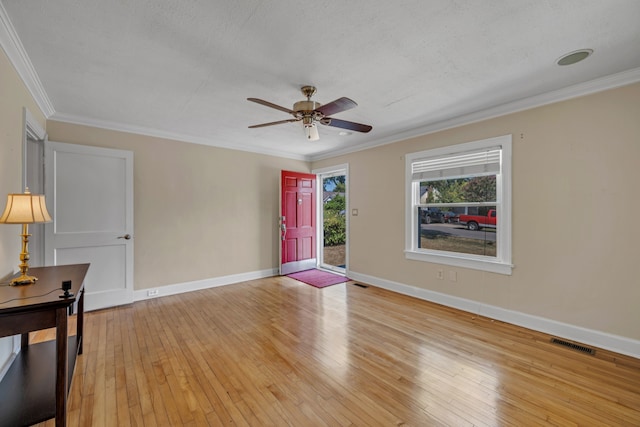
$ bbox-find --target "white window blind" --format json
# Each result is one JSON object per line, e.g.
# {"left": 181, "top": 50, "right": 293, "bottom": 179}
{"left": 411, "top": 147, "right": 501, "bottom": 182}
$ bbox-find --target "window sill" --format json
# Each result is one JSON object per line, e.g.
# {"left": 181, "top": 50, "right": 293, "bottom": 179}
{"left": 405, "top": 250, "right": 513, "bottom": 275}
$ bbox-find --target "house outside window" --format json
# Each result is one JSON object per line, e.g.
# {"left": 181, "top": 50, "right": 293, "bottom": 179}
{"left": 405, "top": 135, "right": 512, "bottom": 274}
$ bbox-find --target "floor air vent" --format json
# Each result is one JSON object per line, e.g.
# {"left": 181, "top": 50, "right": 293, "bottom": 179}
{"left": 550, "top": 338, "right": 595, "bottom": 355}
{"left": 351, "top": 283, "right": 368, "bottom": 288}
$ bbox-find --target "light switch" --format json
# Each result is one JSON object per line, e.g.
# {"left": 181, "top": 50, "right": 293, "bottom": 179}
{"left": 352, "top": 209, "right": 358, "bottom": 216}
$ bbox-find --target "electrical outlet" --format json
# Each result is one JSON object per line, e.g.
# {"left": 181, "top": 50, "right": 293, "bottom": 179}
{"left": 437, "top": 269, "right": 444, "bottom": 280}
{"left": 147, "top": 289, "right": 159, "bottom": 297}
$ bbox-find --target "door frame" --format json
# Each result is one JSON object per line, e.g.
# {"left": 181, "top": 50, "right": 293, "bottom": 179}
{"left": 313, "top": 163, "right": 349, "bottom": 275}
{"left": 22, "top": 108, "right": 46, "bottom": 190}
{"left": 23, "top": 108, "right": 47, "bottom": 268}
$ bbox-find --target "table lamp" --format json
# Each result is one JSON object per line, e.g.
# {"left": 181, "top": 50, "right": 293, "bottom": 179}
{"left": 0, "top": 188, "right": 52, "bottom": 285}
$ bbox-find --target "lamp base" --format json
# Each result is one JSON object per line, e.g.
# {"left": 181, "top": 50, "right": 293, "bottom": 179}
{"left": 9, "top": 275, "right": 38, "bottom": 286}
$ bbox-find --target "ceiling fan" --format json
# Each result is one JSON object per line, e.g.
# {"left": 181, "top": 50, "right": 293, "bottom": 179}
{"left": 247, "top": 86, "right": 372, "bottom": 141}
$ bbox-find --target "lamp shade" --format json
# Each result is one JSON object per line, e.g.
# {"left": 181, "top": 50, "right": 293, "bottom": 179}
{"left": 0, "top": 190, "right": 52, "bottom": 224}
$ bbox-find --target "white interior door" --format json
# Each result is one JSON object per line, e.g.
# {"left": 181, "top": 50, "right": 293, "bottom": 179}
{"left": 45, "top": 141, "right": 134, "bottom": 311}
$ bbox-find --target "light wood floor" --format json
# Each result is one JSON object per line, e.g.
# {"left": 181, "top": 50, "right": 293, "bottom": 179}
{"left": 33, "top": 276, "right": 640, "bottom": 426}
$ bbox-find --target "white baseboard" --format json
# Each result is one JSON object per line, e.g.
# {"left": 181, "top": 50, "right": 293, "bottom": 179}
{"left": 134, "top": 268, "right": 278, "bottom": 302}
{"left": 131, "top": 267, "right": 639, "bottom": 359}
{"left": 347, "top": 271, "right": 640, "bottom": 359}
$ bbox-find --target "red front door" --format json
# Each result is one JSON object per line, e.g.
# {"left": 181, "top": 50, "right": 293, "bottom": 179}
{"left": 280, "top": 170, "right": 316, "bottom": 275}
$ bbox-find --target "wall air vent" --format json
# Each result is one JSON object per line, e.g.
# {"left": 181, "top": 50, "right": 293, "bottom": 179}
{"left": 550, "top": 337, "right": 596, "bottom": 355}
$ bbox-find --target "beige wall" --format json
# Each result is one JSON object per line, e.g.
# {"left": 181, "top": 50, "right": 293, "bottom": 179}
{"left": 0, "top": 47, "right": 47, "bottom": 366}
{"left": 313, "top": 83, "right": 640, "bottom": 341}
{"left": 3, "top": 42, "right": 639, "bottom": 349}
{"left": 46, "top": 122, "right": 309, "bottom": 289}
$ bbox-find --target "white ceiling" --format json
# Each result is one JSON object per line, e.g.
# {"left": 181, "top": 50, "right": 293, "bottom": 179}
{"left": 2, "top": 1, "right": 640, "bottom": 160}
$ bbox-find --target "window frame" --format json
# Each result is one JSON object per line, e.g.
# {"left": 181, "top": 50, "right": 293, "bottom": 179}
{"left": 405, "top": 135, "right": 513, "bottom": 275}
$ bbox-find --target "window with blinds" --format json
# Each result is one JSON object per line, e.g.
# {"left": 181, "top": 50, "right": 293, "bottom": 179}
{"left": 411, "top": 148, "right": 501, "bottom": 182}
{"left": 405, "top": 135, "right": 512, "bottom": 275}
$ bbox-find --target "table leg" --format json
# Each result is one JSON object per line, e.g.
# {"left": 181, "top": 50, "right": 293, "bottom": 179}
{"left": 21, "top": 333, "right": 29, "bottom": 348}
{"left": 55, "top": 307, "right": 68, "bottom": 427}
{"left": 77, "top": 290, "right": 84, "bottom": 355}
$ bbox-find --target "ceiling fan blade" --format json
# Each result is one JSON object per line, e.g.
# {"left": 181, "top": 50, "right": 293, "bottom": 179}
{"left": 247, "top": 98, "right": 296, "bottom": 115}
{"left": 314, "top": 97, "right": 357, "bottom": 116}
{"left": 321, "top": 117, "right": 372, "bottom": 133}
{"left": 248, "top": 119, "right": 300, "bottom": 128}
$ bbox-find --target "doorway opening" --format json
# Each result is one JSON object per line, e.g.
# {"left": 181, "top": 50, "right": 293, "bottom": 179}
{"left": 314, "top": 165, "right": 348, "bottom": 275}
{"left": 23, "top": 108, "right": 47, "bottom": 268}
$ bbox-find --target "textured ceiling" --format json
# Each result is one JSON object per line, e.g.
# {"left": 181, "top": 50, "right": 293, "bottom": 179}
{"left": 2, "top": 1, "right": 640, "bottom": 160}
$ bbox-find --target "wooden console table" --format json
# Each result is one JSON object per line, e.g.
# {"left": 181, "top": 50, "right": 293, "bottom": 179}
{"left": 0, "top": 263, "right": 89, "bottom": 427}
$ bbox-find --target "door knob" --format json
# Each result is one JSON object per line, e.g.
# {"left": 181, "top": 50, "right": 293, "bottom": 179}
{"left": 118, "top": 234, "right": 131, "bottom": 240}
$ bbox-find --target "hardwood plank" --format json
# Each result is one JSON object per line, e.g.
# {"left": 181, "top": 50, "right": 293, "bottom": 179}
{"left": 31, "top": 276, "right": 640, "bottom": 426}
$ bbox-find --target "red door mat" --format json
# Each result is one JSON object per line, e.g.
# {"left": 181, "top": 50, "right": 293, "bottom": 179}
{"left": 286, "top": 269, "right": 349, "bottom": 288}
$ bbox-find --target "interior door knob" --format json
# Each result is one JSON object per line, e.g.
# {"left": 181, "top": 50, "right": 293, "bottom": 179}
{"left": 118, "top": 234, "right": 131, "bottom": 240}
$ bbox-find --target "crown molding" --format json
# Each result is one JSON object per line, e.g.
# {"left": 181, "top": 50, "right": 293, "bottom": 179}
{"left": 3, "top": 0, "right": 638, "bottom": 163}
{"left": 49, "top": 112, "right": 310, "bottom": 161}
{"left": 310, "top": 67, "right": 640, "bottom": 161}
{"left": 48, "top": 65, "right": 640, "bottom": 164}
{"left": 0, "top": 2, "right": 55, "bottom": 117}
{"left": 49, "top": 68, "right": 640, "bottom": 164}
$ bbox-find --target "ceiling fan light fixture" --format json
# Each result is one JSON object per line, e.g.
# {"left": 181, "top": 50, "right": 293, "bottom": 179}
{"left": 304, "top": 123, "right": 319, "bottom": 141}
{"left": 247, "top": 85, "right": 372, "bottom": 140}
